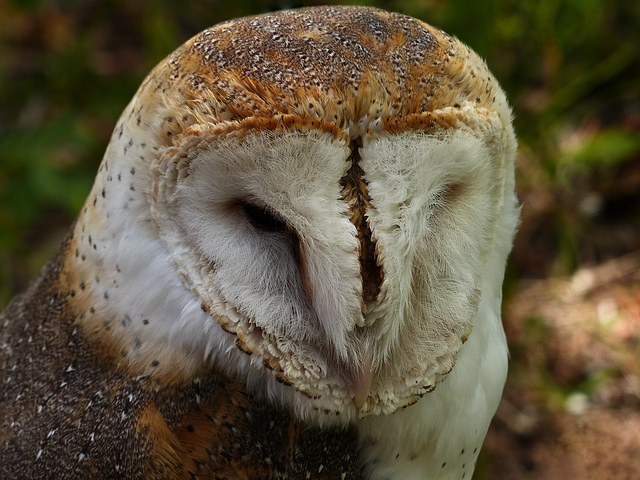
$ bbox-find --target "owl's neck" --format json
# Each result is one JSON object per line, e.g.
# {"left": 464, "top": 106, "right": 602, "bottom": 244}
{"left": 357, "top": 266, "right": 508, "bottom": 480}
{"left": 58, "top": 130, "right": 228, "bottom": 382}
{"left": 58, "top": 142, "right": 319, "bottom": 425}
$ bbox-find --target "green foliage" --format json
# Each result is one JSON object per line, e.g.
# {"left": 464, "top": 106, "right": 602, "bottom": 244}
{"left": 558, "top": 129, "right": 640, "bottom": 172}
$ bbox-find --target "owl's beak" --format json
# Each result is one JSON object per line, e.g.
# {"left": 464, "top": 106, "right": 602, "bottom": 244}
{"left": 351, "top": 357, "right": 374, "bottom": 409}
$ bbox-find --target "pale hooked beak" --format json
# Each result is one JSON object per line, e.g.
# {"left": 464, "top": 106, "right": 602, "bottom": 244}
{"left": 351, "top": 356, "right": 374, "bottom": 409}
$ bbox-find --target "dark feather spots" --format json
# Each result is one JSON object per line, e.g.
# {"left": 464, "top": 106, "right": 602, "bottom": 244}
{"left": 130, "top": 167, "right": 136, "bottom": 175}
{"left": 150, "top": 360, "right": 159, "bottom": 367}
{"left": 186, "top": 424, "right": 195, "bottom": 433}
{"left": 104, "top": 291, "right": 109, "bottom": 300}
{"left": 142, "top": 319, "right": 149, "bottom": 325}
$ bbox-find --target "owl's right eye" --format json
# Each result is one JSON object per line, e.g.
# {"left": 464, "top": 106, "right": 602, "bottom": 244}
{"left": 241, "top": 202, "right": 288, "bottom": 233}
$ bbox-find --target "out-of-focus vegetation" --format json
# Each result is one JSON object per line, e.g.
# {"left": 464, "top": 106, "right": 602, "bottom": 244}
{"left": 1, "top": 0, "right": 639, "bottom": 478}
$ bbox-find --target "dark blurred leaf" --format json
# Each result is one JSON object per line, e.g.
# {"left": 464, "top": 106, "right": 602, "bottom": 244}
{"left": 559, "top": 129, "right": 640, "bottom": 170}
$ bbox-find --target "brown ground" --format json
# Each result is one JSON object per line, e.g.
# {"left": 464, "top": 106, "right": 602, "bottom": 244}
{"left": 479, "top": 252, "right": 640, "bottom": 479}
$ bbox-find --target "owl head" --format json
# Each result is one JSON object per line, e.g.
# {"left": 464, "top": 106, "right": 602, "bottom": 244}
{"left": 66, "top": 6, "right": 518, "bottom": 422}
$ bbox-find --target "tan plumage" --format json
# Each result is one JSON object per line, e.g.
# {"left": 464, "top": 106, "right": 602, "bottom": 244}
{"left": 1, "top": 6, "right": 518, "bottom": 479}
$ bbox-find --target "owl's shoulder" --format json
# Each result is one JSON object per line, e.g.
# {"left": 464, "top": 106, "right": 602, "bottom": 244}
{"left": 147, "top": 377, "right": 364, "bottom": 479}
{"left": 0, "top": 256, "right": 362, "bottom": 479}
{"left": 1, "top": 252, "right": 147, "bottom": 476}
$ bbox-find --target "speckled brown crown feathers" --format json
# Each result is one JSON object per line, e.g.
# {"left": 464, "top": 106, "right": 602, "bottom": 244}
{"left": 129, "top": 5, "right": 510, "bottom": 146}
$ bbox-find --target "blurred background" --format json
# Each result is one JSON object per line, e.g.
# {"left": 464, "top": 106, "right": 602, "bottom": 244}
{"left": 1, "top": 0, "right": 638, "bottom": 478}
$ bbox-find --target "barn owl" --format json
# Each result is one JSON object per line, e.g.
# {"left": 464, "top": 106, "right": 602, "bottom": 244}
{"left": 0, "top": 5, "right": 518, "bottom": 479}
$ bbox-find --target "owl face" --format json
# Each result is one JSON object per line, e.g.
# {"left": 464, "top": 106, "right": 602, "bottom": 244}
{"left": 151, "top": 114, "right": 511, "bottom": 417}
{"left": 70, "top": 6, "right": 517, "bottom": 420}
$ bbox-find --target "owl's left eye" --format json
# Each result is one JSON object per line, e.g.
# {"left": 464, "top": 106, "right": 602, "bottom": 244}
{"left": 241, "top": 202, "right": 288, "bottom": 233}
